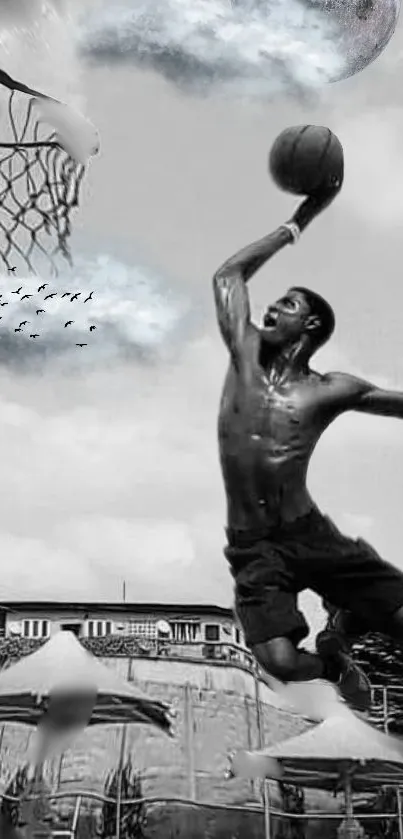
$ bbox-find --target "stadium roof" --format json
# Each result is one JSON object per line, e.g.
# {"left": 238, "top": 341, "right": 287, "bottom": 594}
{"left": 0, "top": 601, "right": 234, "bottom": 619}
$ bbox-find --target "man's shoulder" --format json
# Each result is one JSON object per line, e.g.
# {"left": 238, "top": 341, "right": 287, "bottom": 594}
{"left": 312, "top": 370, "right": 370, "bottom": 406}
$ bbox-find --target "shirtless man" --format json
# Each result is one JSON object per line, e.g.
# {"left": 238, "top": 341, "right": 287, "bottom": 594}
{"left": 214, "top": 187, "right": 403, "bottom": 712}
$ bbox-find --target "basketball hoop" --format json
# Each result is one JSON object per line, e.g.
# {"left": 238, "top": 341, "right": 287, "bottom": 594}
{"left": 0, "top": 87, "right": 94, "bottom": 275}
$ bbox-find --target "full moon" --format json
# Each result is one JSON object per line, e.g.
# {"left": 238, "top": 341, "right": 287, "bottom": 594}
{"left": 303, "top": 0, "right": 401, "bottom": 81}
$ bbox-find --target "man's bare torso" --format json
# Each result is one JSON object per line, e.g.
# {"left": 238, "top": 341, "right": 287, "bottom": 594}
{"left": 218, "top": 328, "right": 349, "bottom": 531}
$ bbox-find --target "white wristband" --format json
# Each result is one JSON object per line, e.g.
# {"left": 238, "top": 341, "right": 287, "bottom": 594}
{"left": 281, "top": 221, "right": 300, "bottom": 244}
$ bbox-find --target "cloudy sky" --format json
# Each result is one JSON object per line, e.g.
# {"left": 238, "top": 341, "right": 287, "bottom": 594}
{"left": 0, "top": 0, "right": 402, "bottom": 642}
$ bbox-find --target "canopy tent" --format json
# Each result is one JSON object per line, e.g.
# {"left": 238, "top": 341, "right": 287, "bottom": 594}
{"left": 229, "top": 710, "right": 403, "bottom": 838}
{"left": 0, "top": 631, "right": 172, "bottom": 732}
{"left": 0, "top": 632, "right": 173, "bottom": 838}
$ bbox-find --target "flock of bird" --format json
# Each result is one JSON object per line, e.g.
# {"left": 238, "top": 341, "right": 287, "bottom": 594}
{"left": 2, "top": 267, "right": 97, "bottom": 347}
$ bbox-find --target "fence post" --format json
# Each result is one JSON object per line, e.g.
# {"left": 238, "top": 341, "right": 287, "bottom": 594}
{"left": 397, "top": 787, "right": 403, "bottom": 839}
{"left": 383, "top": 687, "right": 389, "bottom": 733}
{"left": 184, "top": 682, "right": 196, "bottom": 801}
{"left": 264, "top": 781, "right": 272, "bottom": 839}
{"left": 116, "top": 725, "right": 128, "bottom": 839}
{"left": 244, "top": 697, "right": 255, "bottom": 798}
{"left": 254, "top": 666, "right": 264, "bottom": 749}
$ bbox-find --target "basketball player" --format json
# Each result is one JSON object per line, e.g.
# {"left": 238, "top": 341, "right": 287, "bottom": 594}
{"left": 214, "top": 186, "right": 403, "bottom": 712}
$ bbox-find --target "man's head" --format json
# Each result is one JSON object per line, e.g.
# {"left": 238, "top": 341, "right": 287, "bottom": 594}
{"left": 261, "top": 287, "right": 335, "bottom": 354}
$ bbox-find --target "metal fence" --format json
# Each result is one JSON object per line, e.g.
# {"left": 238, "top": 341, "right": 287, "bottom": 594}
{"left": 1, "top": 789, "right": 403, "bottom": 839}
{"left": 1, "top": 664, "right": 403, "bottom": 837}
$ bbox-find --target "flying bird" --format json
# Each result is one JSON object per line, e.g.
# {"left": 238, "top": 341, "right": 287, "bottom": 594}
{"left": 12, "top": 287, "right": 22, "bottom": 294}
{"left": 21, "top": 294, "right": 32, "bottom": 301}
{"left": 29, "top": 334, "right": 39, "bottom": 339}
{"left": 8, "top": 267, "right": 16, "bottom": 273}
{"left": 1, "top": 302, "right": 8, "bottom": 307}
{"left": 64, "top": 321, "right": 74, "bottom": 328}
{"left": 19, "top": 321, "right": 29, "bottom": 328}
{"left": 36, "top": 309, "right": 45, "bottom": 315}
{"left": 61, "top": 292, "right": 71, "bottom": 298}
{"left": 84, "top": 292, "right": 94, "bottom": 303}
{"left": 14, "top": 328, "right": 22, "bottom": 333}
{"left": 70, "top": 293, "right": 81, "bottom": 302}
{"left": 44, "top": 293, "right": 57, "bottom": 300}
{"left": 37, "top": 283, "right": 47, "bottom": 292}
{"left": 76, "top": 343, "right": 87, "bottom": 347}
{"left": 89, "top": 325, "right": 96, "bottom": 332}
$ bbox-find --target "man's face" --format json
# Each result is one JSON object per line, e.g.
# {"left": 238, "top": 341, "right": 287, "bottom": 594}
{"left": 261, "top": 290, "right": 314, "bottom": 347}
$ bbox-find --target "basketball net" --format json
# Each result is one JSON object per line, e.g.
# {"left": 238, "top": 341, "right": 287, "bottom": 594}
{"left": 0, "top": 83, "right": 98, "bottom": 276}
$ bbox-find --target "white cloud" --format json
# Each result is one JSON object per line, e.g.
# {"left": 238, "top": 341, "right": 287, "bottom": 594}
{"left": 0, "top": 336, "right": 228, "bottom": 602}
{"left": 0, "top": 328, "right": 397, "bottom": 609}
{"left": 340, "top": 512, "right": 374, "bottom": 537}
{"left": 336, "top": 109, "right": 403, "bottom": 229}
{"left": 80, "top": 0, "right": 344, "bottom": 96}
{"left": 0, "top": 254, "right": 186, "bottom": 371}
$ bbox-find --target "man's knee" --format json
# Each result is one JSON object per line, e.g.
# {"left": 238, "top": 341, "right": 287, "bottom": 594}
{"left": 386, "top": 603, "right": 403, "bottom": 638}
{"left": 251, "top": 637, "right": 298, "bottom": 682}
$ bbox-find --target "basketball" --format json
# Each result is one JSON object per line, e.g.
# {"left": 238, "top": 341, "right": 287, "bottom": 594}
{"left": 269, "top": 126, "right": 344, "bottom": 196}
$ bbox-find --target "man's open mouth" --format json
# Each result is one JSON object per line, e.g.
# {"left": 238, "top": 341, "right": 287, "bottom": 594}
{"left": 264, "top": 312, "right": 277, "bottom": 328}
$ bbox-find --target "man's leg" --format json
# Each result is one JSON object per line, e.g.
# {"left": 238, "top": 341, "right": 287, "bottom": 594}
{"left": 251, "top": 636, "right": 324, "bottom": 682}
{"left": 316, "top": 536, "right": 403, "bottom": 698}
{"left": 250, "top": 633, "right": 371, "bottom": 713}
{"left": 384, "top": 604, "right": 403, "bottom": 641}
{"left": 232, "top": 565, "right": 371, "bottom": 710}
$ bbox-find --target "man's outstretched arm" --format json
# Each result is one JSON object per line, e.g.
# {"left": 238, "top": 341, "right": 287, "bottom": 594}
{"left": 326, "top": 372, "right": 403, "bottom": 419}
{"left": 212, "top": 188, "right": 340, "bottom": 364}
{"left": 354, "top": 384, "right": 403, "bottom": 418}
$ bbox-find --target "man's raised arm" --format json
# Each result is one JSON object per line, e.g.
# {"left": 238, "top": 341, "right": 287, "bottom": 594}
{"left": 212, "top": 189, "right": 339, "bottom": 365}
{"left": 212, "top": 225, "right": 293, "bottom": 366}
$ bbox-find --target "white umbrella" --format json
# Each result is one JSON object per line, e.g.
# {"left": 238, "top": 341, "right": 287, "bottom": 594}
{"left": 0, "top": 633, "right": 173, "bottom": 838}
{"left": 229, "top": 710, "right": 403, "bottom": 837}
{"left": 0, "top": 631, "right": 172, "bottom": 733}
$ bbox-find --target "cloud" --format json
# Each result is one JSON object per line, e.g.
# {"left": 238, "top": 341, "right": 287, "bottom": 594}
{"left": 0, "top": 0, "right": 87, "bottom": 113}
{"left": 0, "top": 254, "right": 188, "bottom": 372}
{"left": 79, "top": 0, "right": 345, "bottom": 97}
{"left": 0, "top": 325, "right": 397, "bottom": 606}
{"left": 0, "top": 0, "right": 65, "bottom": 27}
{"left": 334, "top": 108, "right": 403, "bottom": 229}
{"left": 0, "top": 335, "right": 227, "bottom": 602}
{"left": 340, "top": 512, "right": 374, "bottom": 536}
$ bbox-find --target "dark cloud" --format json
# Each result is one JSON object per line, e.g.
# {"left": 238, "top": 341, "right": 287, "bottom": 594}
{"left": 78, "top": 0, "right": 344, "bottom": 97}
{"left": 0, "top": 254, "right": 189, "bottom": 372}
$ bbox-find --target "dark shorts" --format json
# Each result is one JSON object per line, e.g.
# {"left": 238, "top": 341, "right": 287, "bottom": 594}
{"left": 225, "top": 509, "right": 403, "bottom": 648}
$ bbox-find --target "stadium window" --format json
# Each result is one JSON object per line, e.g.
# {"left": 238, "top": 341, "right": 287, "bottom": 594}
{"left": 128, "top": 621, "right": 157, "bottom": 640}
{"left": 169, "top": 621, "right": 199, "bottom": 643}
{"left": 87, "top": 620, "right": 113, "bottom": 638}
{"left": 22, "top": 619, "right": 49, "bottom": 639}
{"left": 204, "top": 624, "right": 220, "bottom": 642}
{"left": 235, "top": 628, "right": 240, "bottom": 645}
